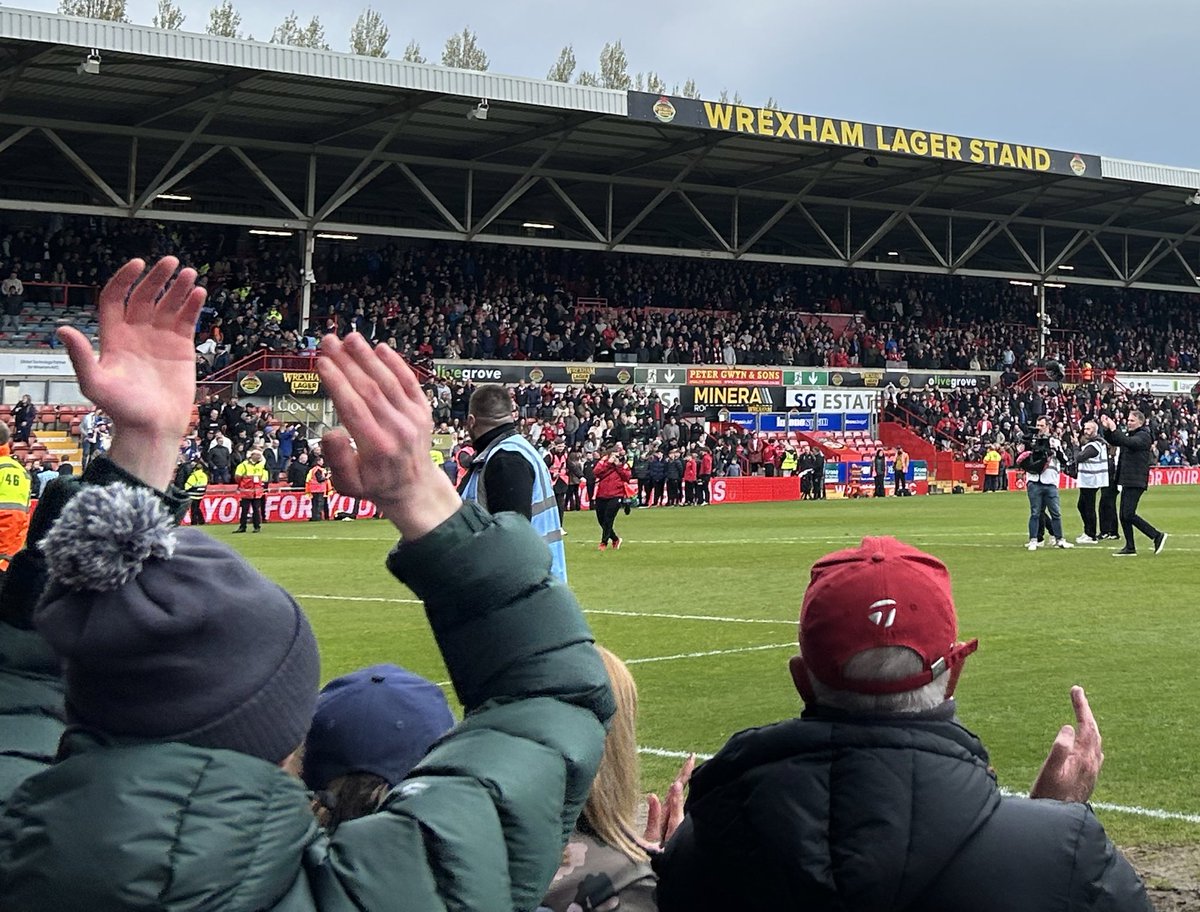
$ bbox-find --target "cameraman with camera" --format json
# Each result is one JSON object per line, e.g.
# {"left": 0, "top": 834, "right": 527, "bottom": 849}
{"left": 1016, "top": 416, "right": 1074, "bottom": 551}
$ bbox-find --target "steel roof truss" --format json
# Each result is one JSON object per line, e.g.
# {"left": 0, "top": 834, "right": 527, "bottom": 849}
{"left": 313, "top": 116, "right": 409, "bottom": 223}
{"left": 1089, "top": 236, "right": 1126, "bottom": 282}
{"left": 229, "top": 147, "right": 304, "bottom": 220}
{"left": 1001, "top": 225, "right": 1038, "bottom": 273}
{"left": 1127, "top": 222, "right": 1200, "bottom": 285}
{"left": 131, "top": 91, "right": 230, "bottom": 213}
{"left": 611, "top": 150, "right": 710, "bottom": 247}
{"left": 907, "top": 214, "right": 948, "bottom": 267}
{"left": 41, "top": 128, "right": 125, "bottom": 208}
{"left": 395, "top": 162, "right": 465, "bottom": 233}
{"left": 675, "top": 190, "right": 731, "bottom": 251}
{"left": 545, "top": 178, "right": 604, "bottom": 243}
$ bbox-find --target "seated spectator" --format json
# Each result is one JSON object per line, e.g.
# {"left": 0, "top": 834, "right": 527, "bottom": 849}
{"left": 304, "top": 664, "right": 456, "bottom": 833}
{"left": 0, "top": 260, "right": 614, "bottom": 912}
{"left": 655, "top": 536, "right": 1150, "bottom": 911}
{"left": 543, "top": 646, "right": 693, "bottom": 912}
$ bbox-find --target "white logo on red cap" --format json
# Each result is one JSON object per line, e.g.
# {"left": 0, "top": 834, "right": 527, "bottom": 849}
{"left": 867, "top": 598, "right": 897, "bottom": 628}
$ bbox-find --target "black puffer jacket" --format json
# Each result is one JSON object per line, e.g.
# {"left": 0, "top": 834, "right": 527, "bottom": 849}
{"left": 655, "top": 713, "right": 1150, "bottom": 912}
{"left": 1104, "top": 424, "right": 1153, "bottom": 489}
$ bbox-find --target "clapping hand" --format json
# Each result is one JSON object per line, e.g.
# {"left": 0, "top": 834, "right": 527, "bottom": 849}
{"left": 1030, "top": 686, "right": 1104, "bottom": 804}
{"left": 317, "top": 333, "right": 461, "bottom": 540}
{"left": 641, "top": 752, "right": 696, "bottom": 852}
{"left": 1099, "top": 414, "right": 1117, "bottom": 432}
{"left": 58, "top": 257, "right": 205, "bottom": 489}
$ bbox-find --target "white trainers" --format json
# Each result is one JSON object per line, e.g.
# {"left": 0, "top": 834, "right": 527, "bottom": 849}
{"left": 1075, "top": 535, "right": 1097, "bottom": 544}
{"left": 1026, "top": 540, "right": 1038, "bottom": 551}
{"left": 1054, "top": 539, "right": 1074, "bottom": 549}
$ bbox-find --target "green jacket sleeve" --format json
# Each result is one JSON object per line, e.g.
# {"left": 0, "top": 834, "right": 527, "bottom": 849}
{"left": 307, "top": 503, "right": 614, "bottom": 912}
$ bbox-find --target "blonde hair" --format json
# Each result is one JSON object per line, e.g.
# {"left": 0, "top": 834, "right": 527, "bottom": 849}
{"left": 578, "top": 646, "right": 648, "bottom": 863}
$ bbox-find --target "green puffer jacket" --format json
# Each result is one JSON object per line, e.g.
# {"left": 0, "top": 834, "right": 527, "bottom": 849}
{"left": 0, "top": 457, "right": 191, "bottom": 812}
{"left": 0, "top": 503, "right": 614, "bottom": 912}
{"left": 0, "top": 623, "right": 63, "bottom": 807}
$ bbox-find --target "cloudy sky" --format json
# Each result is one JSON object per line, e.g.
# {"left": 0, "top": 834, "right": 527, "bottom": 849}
{"left": 24, "top": 0, "right": 1200, "bottom": 167}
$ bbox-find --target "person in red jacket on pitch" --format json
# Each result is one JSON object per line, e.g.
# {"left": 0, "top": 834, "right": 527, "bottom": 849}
{"left": 594, "top": 444, "right": 631, "bottom": 551}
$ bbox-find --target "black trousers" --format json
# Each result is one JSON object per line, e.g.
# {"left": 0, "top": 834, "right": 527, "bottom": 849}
{"left": 238, "top": 497, "right": 263, "bottom": 530}
{"left": 1119, "top": 486, "right": 1160, "bottom": 551}
{"left": 650, "top": 479, "right": 665, "bottom": 506}
{"left": 637, "top": 478, "right": 650, "bottom": 505}
{"left": 895, "top": 471, "right": 908, "bottom": 494}
{"left": 566, "top": 482, "right": 581, "bottom": 512}
{"left": 595, "top": 497, "right": 621, "bottom": 545}
{"left": 1076, "top": 487, "right": 1099, "bottom": 538}
{"left": 1100, "top": 484, "right": 1119, "bottom": 537}
{"left": 554, "top": 482, "right": 569, "bottom": 519}
{"left": 667, "top": 479, "right": 682, "bottom": 505}
{"left": 698, "top": 475, "right": 711, "bottom": 504}
{"left": 309, "top": 492, "right": 327, "bottom": 521}
{"left": 874, "top": 477, "right": 886, "bottom": 498}
{"left": 189, "top": 499, "right": 206, "bottom": 526}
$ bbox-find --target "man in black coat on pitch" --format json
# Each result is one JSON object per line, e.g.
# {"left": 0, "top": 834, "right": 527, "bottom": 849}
{"left": 1101, "top": 408, "right": 1166, "bottom": 557}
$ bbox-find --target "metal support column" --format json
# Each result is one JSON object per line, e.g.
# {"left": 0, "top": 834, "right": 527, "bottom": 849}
{"left": 1037, "top": 283, "right": 1047, "bottom": 361}
{"left": 300, "top": 229, "right": 314, "bottom": 334}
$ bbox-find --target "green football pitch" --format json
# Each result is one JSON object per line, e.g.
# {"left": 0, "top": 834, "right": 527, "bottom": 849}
{"left": 222, "top": 485, "right": 1200, "bottom": 846}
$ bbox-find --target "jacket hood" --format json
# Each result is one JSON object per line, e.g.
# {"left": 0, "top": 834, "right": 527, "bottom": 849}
{"left": 682, "top": 716, "right": 1001, "bottom": 911}
{"left": 0, "top": 734, "right": 317, "bottom": 912}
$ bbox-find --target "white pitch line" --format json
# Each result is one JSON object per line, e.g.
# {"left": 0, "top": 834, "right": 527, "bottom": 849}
{"left": 637, "top": 747, "right": 1200, "bottom": 825}
{"left": 296, "top": 596, "right": 795, "bottom": 627}
{"left": 586, "top": 608, "right": 795, "bottom": 626}
{"left": 626, "top": 643, "right": 793, "bottom": 665}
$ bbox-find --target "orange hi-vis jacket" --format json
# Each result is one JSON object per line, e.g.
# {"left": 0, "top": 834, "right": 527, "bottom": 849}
{"left": 0, "top": 443, "right": 31, "bottom": 572}
{"left": 306, "top": 466, "right": 331, "bottom": 494}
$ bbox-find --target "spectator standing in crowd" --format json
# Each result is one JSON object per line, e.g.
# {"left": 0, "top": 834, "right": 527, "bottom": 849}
{"left": 594, "top": 443, "right": 631, "bottom": 551}
{"left": 458, "top": 383, "right": 567, "bottom": 583}
{"left": 1, "top": 269, "right": 22, "bottom": 333}
{"left": 872, "top": 448, "right": 887, "bottom": 498}
{"left": 0, "top": 262, "right": 614, "bottom": 912}
{"left": 304, "top": 664, "right": 456, "bottom": 833}
{"left": 1102, "top": 409, "right": 1167, "bottom": 557}
{"left": 34, "top": 460, "right": 57, "bottom": 498}
{"left": 682, "top": 449, "right": 698, "bottom": 505}
{"left": 287, "top": 449, "right": 309, "bottom": 489}
{"left": 11, "top": 395, "right": 34, "bottom": 444}
{"left": 0, "top": 423, "right": 30, "bottom": 574}
{"left": 647, "top": 450, "right": 666, "bottom": 507}
{"left": 655, "top": 536, "right": 1151, "bottom": 911}
{"left": 1016, "top": 416, "right": 1073, "bottom": 551}
{"left": 665, "top": 448, "right": 683, "bottom": 506}
{"left": 306, "top": 454, "right": 332, "bottom": 522}
{"left": 207, "top": 433, "right": 232, "bottom": 484}
{"left": 1074, "top": 418, "right": 1112, "bottom": 544}
{"left": 78, "top": 407, "right": 104, "bottom": 467}
{"left": 233, "top": 448, "right": 268, "bottom": 533}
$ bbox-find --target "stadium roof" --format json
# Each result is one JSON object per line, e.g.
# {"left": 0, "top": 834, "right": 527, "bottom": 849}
{"left": 0, "top": 7, "right": 1198, "bottom": 294}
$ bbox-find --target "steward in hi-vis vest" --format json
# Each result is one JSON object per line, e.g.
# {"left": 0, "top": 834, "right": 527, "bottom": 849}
{"left": 0, "top": 427, "right": 30, "bottom": 572}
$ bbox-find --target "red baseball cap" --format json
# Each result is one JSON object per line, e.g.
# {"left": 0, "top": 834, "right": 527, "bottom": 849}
{"left": 799, "top": 537, "right": 978, "bottom": 696}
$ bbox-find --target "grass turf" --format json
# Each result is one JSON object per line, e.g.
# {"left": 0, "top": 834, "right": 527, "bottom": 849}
{"left": 219, "top": 485, "right": 1200, "bottom": 846}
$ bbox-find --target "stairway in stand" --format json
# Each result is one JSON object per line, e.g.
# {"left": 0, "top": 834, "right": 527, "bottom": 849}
{"left": 34, "top": 429, "right": 84, "bottom": 470}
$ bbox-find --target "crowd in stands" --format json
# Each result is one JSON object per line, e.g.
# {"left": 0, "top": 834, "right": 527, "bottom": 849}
{"left": 891, "top": 384, "right": 1200, "bottom": 468}
{"left": 1, "top": 215, "right": 1199, "bottom": 381}
{"left": 0, "top": 254, "right": 1160, "bottom": 912}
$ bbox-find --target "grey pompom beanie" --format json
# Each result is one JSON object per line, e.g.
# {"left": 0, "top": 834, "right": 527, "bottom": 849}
{"left": 35, "top": 483, "right": 320, "bottom": 764}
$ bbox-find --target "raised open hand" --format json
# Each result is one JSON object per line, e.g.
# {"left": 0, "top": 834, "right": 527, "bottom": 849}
{"left": 641, "top": 752, "right": 696, "bottom": 852}
{"left": 317, "top": 333, "right": 460, "bottom": 540}
{"left": 57, "top": 258, "right": 205, "bottom": 489}
{"left": 58, "top": 257, "right": 204, "bottom": 440}
{"left": 1030, "top": 686, "right": 1104, "bottom": 804}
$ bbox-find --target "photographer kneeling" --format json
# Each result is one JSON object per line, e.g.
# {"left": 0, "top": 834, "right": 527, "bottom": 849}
{"left": 1016, "top": 416, "right": 1073, "bottom": 551}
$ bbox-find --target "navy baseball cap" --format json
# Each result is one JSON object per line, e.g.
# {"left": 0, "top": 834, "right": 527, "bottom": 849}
{"left": 302, "top": 664, "right": 456, "bottom": 791}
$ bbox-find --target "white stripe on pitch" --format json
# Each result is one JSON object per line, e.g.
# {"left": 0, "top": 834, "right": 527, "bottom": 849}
{"left": 636, "top": 748, "right": 1200, "bottom": 825}
{"left": 296, "top": 595, "right": 795, "bottom": 627}
{"left": 625, "top": 643, "right": 794, "bottom": 665}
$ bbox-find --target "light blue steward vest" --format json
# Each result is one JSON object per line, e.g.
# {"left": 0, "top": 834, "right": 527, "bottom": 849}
{"left": 461, "top": 433, "right": 568, "bottom": 584}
